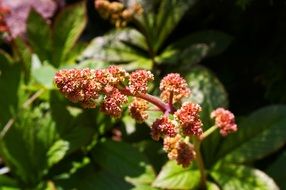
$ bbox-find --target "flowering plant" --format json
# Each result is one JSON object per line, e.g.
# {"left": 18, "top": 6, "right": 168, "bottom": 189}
{"left": 54, "top": 65, "right": 237, "bottom": 188}
{"left": 0, "top": 0, "right": 285, "bottom": 190}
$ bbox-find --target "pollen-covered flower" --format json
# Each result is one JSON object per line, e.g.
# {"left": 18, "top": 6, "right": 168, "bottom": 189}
{"left": 54, "top": 69, "right": 102, "bottom": 108}
{"left": 159, "top": 73, "right": 190, "bottom": 103}
{"left": 151, "top": 116, "right": 177, "bottom": 141}
{"left": 101, "top": 87, "right": 127, "bottom": 117}
{"left": 129, "top": 70, "right": 154, "bottom": 94}
{"left": 211, "top": 108, "right": 237, "bottom": 136}
{"left": 174, "top": 102, "right": 203, "bottom": 136}
{"left": 163, "top": 135, "right": 196, "bottom": 167}
{"left": 106, "top": 65, "right": 129, "bottom": 85}
{"left": 128, "top": 98, "right": 149, "bottom": 123}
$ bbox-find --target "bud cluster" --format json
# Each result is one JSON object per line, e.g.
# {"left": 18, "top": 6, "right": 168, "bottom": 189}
{"left": 211, "top": 108, "right": 237, "bottom": 136}
{"left": 163, "top": 135, "right": 196, "bottom": 168}
{"left": 94, "top": 0, "right": 143, "bottom": 28}
{"left": 54, "top": 66, "right": 237, "bottom": 167}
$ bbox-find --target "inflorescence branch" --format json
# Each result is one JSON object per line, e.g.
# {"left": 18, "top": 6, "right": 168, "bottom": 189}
{"left": 54, "top": 65, "right": 237, "bottom": 173}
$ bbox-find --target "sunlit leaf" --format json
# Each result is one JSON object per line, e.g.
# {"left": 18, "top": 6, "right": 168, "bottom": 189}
{"left": 27, "top": 9, "right": 52, "bottom": 62}
{"left": 80, "top": 29, "right": 149, "bottom": 66}
{"left": 47, "top": 140, "right": 69, "bottom": 168}
{"left": 31, "top": 55, "right": 57, "bottom": 89}
{"left": 0, "top": 108, "right": 58, "bottom": 186}
{"left": 52, "top": 2, "right": 87, "bottom": 67}
{"left": 152, "top": 160, "right": 200, "bottom": 189}
{"left": 211, "top": 163, "right": 279, "bottom": 190}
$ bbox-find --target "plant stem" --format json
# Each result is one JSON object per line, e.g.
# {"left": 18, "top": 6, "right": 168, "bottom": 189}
{"left": 194, "top": 137, "right": 207, "bottom": 189}
{"left": 120, "top": 88, "right": 169, "bottom": 113}
{"left": 199, "top": 125, "right": 218, "bottom": 140}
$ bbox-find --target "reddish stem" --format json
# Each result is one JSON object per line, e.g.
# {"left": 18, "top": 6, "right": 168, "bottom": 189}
{"left": 168, "top": 91, "right": 177, "bottom": 114}
{"left": 120, "top": 88, "right": 169, "bottom": 113}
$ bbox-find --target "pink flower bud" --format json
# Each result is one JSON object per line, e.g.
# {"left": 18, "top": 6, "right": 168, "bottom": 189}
{"left": 174, "top": 102, "right": 203, "bottom": 136}
{"left": 151, "top": 116, "right": 177, "bottom": 141}
{"left": 101, "top": 87, "right": 127, "bottom": 117}
{"left": 128, "top": 98, "right": 148, "bottom": 123}
{"left": 211, "top": 108, "right": 237, "bottom": 136}
{"left": 129, "top": 70, "right": 154, "bottom": 94}
{"left": 54, "top": 69, "right": 102, "bottom": 108}
{"left": 163, "top": 135, "right": 196, "bottom": 167}
{"left": 160, "top": 73, "right": 190, "bottom": 103}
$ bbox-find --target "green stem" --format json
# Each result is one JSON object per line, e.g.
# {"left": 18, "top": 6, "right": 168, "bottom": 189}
{"left": 199, "top": 125, "right": 218, "bottom": 140}
{"left": 194, "top": 137, "right": 207, "bottom": 189}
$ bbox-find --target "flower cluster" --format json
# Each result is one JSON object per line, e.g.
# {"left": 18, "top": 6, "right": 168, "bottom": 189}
{"left": 128, "top": 98, "right": 149, "bottom": 123}
{"left": 174, "top": 102, "right": 203, "bottom": 136}
{"left": 54, "top": 66, "right": 237, "bottom": 167}
{"left": 129, "top": 70, "right": 154, "bottom": 94}
{"left": 151, "top": 116, "right": 177, "bottom": 141}
{"left": 163, "top": 135, "right": 196, "bottom": 168}
{"left": 211, "top": 108, "right": 237, "bottom": 136}
{"left": 55, "top": 66, "right": 130, "bottom": 117}
{"left": 94, "top": 0, "right": 143, "bottom": 28}
{"left": 160, "top": 73, "right": 191, "bottom": 103}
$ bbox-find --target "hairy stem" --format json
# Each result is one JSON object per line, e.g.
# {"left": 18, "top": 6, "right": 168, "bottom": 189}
{"left": 194, "top": 137, "right": 207, "bottom": 189}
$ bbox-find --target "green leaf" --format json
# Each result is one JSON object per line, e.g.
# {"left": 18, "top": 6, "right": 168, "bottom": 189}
{"left": 152, "top": 160, "right": 200, "bottom": 189}
{"left": 131, "top": 184, "right": 159, "bottom": 190}
{"left": 206, "top": 181, "right": 220, "bottom": 190}
{"left": 217, "top": 105, "right": 286, "bottom": 163}
{"left": 266, "top": 150, "right": 286, "bottom": 190}
{"left": 27, "top": 9, "right": 52, "bottom": 62}
{"left": 0, "top": 54, "right": 22, "bottom": 126}
{"left": 0, "top": 50, "right": 13, "bottom": 64}
{"left": 184, "top": 66, "right": 228, "bottom": 122}
{"left": 31, "top": 55, "right": 57, "bottom": 89}
{"left": 91, "top": 139, "right": 155, "bottom": 186}
{"left": 80, "top": 29, "right": 149, "bottom": 67}
{"left": 52, "top": 2, "right": 87, "bottom": 67}
{"left": 184, "top": 66, "right": 228, "bottom": 167}
{"left": 0, "top": 108, "right": 58, "bottom": 186}
{"left": 154, "top": 0, "right": 197, "bottom": 51}
{"left": 211, "top": 163, "right": 279, "bottom": 190}
{"left": 62, "top": 42, "right": 87, "bottom": 65}
{"left": 170, "top": 30, "right": 233, "bottom": 57}
{"left": 13, "top": 38, "right": 32, "bottom": 81}
{"left": 47, "top": 140, "right": 69, "bottom": 168}
{"left": 49, "top": 91, "right": 96, "bottom": 153}
{"left": 156, "top": 43, "right": 209, "bottom": 66}
{"left": 122, "top": 114, "right": 136, "bottom": 135}
{"left": 0, "top": 175, "right": 18, "bottom": 188}
{"left": 55, "top": 165, "right": 132, "bottom": 190}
